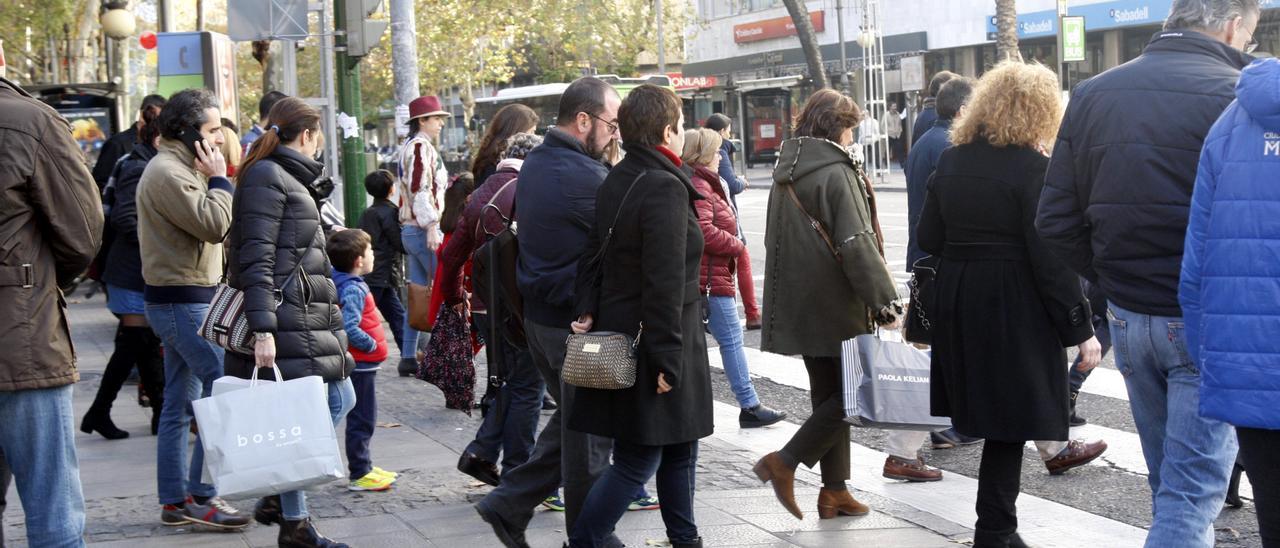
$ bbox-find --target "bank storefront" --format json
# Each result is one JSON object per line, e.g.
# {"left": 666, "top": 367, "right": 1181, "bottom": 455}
{"left": 962, "top": 0, "right": 1280, "bottom": 89}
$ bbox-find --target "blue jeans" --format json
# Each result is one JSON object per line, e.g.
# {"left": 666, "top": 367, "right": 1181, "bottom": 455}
{"left": 146, "top": 302, "right": 224, "bottom": 505}
{"left": 1108, "top": 303, "right": 1237, "bottom": 547}
{"left": 0, "top": 386, "right": 86, "bottom": 547}
{"left": 466, "top": 313, "right": 545, "bottom": 475}
{"left": 281, "top": 377, "right": 356, "bottom": 520}
{"left": 570, "top": 440, "right": 698, "bottom": 547}
{"left": 707, "top": 295, "right": 760, "bottom": 409}
{"left": 370, "top": 285, "right": 406, "bottom": 355}
{"left": 401, "top": 225, "right": 437, "bottom": 359}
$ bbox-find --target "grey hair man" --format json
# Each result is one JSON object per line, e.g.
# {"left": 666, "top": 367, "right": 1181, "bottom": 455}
{"left": 1036, "top": 1, "right": 1259, "bottom": 545}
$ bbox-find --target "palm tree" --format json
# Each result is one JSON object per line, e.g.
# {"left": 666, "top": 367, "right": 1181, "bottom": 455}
{"left": 781, "top": 0, "right": 831, "bottom": 89}
{"left": 995, "top": 0, "right": 1023, "bottom": 62}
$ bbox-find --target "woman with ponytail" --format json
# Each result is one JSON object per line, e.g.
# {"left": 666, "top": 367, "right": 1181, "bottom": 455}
{"left": 223, "top": 97, "right": 356, "bottom": 548}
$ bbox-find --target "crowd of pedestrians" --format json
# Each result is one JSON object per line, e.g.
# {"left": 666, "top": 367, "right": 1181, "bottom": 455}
{"left": 0, "top": 0, "right": 1276, "bottom": 546}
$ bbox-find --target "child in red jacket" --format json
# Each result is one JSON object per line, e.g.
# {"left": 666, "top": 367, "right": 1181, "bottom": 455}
{"left": 328, "top": 229, "right": 399, "bottom": 492}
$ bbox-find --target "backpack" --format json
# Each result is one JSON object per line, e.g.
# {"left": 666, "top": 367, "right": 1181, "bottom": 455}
{"left": 471, "top": 178, "right": 526, "bottom": 350}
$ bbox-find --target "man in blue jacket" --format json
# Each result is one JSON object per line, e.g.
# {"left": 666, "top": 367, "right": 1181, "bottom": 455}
{"left": 476, "top": 76, "right": 622, "bottom": 548}
{"left": 1036, "top": 1, "right": 1257, "bottom": 544}
{"left": 910, "top": 71, "right": 957, "bottom": 148}
{"left": 905, "top": 76, "right": 973, "bottom": 272}
{"left": 1180, "top": 57, "right": 1280, "bottom": 546}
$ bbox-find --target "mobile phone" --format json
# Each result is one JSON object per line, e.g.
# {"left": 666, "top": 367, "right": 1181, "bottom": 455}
{"left": 179, "top": 125, "right": 206, "bottom": 158}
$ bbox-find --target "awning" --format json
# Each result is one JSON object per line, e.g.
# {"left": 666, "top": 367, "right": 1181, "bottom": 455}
{"left": 734, "top": 75, "right": 804, "bottom": 92}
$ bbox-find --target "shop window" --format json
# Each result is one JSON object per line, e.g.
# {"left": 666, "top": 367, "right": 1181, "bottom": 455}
{"left": 742, "top": 89, "right": 790, "bottom": 166}
{"left": 1256, "top": 9, "right": 1280, "bottom": 58}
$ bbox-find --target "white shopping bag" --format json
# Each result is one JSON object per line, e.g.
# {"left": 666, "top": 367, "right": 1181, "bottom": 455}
{"left": 211, "top": 374, "right": 273, "bottom": 396}
{"left": 192, "top": 364, "right": 345, "bottom": 499}
{"left": 841, "top": 333, "right": 952, "bottom": 431}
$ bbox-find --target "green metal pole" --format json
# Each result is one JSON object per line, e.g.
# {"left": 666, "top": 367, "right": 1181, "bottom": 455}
{"left": 336, "top": 0, "right": 367, "bottom": 226}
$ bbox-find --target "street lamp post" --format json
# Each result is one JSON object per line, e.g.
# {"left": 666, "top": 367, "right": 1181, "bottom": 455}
{"left": 836, "top": 0, "right": 849, "bottom": 93}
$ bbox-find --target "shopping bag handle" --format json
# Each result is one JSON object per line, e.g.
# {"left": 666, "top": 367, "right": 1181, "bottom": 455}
{"left": 249, "top": 363, "right": 285, "bottom": 387}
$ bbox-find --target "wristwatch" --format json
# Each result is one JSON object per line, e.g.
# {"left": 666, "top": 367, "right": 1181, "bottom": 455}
{"left": 253, "top": 332, "right": 274, "bottom": 342}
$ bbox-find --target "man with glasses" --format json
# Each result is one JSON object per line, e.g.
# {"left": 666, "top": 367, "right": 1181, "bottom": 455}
{"left": 476, "top": 76, "right": 623, "bottom": 548}
{"left": 1037, "top": 1, "right": 1258, "bottom": 545}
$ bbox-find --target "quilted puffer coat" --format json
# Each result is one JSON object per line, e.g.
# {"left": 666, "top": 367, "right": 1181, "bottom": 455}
{"left": 1180, "top": 58, "right": 1280, "bottom": 431}
{"left": 690, "top": 165, "right": 744, "bottom": 297}
{"left": 223, "top": 146, "right": 354, "bottom": 381}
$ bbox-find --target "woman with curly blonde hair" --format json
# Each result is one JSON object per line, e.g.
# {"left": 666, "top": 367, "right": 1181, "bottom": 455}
{"left": 917, "top": 61, "right": 1104, "bottom": 546}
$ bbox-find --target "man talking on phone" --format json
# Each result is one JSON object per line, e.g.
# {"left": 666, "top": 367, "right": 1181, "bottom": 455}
{"left": 136, "top": 88, "right": 250, "bottom": 530}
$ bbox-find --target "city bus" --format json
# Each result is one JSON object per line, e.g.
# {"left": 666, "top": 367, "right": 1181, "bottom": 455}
{"left": 473, "top": 74, "right": 676, "bottom": 137}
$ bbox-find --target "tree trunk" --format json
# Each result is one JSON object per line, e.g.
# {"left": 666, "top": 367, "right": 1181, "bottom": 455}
{"left": 781, "top": 0, "right": 830, "bottom": 89}
{"left": 995, "top": 0, "right": 1022, "bottom": 63}
{"left": 390, "top": 0, "right": 419, "bottom": 107}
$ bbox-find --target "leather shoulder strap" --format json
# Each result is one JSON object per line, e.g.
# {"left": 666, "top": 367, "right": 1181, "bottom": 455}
{"left": 784, "top": 184, "right": 840, "bottom": 261}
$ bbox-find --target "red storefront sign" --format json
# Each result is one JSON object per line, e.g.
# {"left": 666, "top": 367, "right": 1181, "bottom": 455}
{"left": 667, "top": 73, "right": 720, "bottom": 91}
{"left": 733, "top": 11, "right": 825, "bottom": 44}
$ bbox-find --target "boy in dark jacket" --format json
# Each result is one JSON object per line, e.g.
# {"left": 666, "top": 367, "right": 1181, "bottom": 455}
{"left": 328, "top": 229, "right": 398, "bottom": 492}
{"left": 358, "top": 170, "right": 407, "bottom": 357}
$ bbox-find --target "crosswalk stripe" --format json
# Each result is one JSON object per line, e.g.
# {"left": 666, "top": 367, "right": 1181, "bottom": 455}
{"left": 705, "top": 400, "right": 1149, "bottom": 546}
{"left": 705, "top": 346, "right": 1255, "bottom": 500}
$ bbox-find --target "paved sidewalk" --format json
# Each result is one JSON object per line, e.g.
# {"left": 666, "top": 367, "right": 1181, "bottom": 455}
{"left": 1, "top": 296, "right": 960, "bottom": 547}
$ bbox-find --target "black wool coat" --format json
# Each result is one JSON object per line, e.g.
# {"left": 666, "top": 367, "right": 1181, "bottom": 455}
{"left": 919, "top": 140, "right": 1093, "bottom": 442}
{"left": 570, "top": 144, "right": 714, "bottom": 447}
{"left": 224, "top": 146, "right": 354, "bottom": 382}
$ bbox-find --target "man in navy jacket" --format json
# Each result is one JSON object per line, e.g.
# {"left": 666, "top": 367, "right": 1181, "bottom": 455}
{"left": 910, "top": 71, "right": 957, "bottom": 147}
{"left": 1036, "top": 1, "right": 1257, "bottom": 544}
{"left": 905, "top": 76, "right": 973, "bottom": 272}
{"left": 477, "top": 76, "right": 622, "bottom": 548}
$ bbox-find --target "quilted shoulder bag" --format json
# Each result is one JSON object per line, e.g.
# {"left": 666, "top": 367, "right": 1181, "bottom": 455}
{"left": 562, "top": 172, "right": 646, "bottom": 390}
{"left": 201, "top": 267, "right": 302, "bottom": 355}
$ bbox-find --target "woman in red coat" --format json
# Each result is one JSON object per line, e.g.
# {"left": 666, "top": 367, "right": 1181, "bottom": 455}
{"left": 681, "top": 128, "right": 786, "bottom": 428}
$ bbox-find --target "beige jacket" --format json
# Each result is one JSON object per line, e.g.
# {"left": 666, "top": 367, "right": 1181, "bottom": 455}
{"left": 136, "top": 138, "right": 234, "bottom": 290}
{"left": 0, "top": 77, "right": 104, "bottom": 391}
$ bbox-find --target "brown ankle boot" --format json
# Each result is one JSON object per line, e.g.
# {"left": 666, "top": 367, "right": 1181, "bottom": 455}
{"left": 752, "top": 452, "right": 803, "bottom": 519}
{"left": 817, "top": 488, "right": 869, "bottom": 519}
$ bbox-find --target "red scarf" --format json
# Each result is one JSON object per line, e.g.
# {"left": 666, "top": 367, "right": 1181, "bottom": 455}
{"left": 655, "top": 145, "right": 683, "bottom": 167}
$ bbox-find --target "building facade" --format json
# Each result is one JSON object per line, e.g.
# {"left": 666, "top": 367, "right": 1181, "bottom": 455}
{"left": 682, "top": 0, "right": 1280, "bottom": 165}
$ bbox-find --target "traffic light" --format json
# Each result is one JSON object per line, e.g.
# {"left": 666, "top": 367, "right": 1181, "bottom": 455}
{"left": 343, "top": 0, "right": 388, "bottom": 57}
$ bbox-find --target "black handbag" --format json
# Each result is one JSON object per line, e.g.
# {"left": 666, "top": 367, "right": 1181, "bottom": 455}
{"left": 903, "top": 255, "right": 939, "bottom": 345}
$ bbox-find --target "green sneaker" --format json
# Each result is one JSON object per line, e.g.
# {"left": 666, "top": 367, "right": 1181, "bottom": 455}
{"left": 349, "top": 471, "right": 394, "bottom": 492}
{"left": 541, "top": 495, "right": 565, "bottom": 512}
{"left": 628, "top": 496, "right": 660, "bottom": 511}
{"left": 370, "top": 466, "right": 399, "bottom": 481}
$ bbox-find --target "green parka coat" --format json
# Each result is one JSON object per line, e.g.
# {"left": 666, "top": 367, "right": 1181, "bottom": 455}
{"left": 761, "top": 137, "right": 898, "bottom": 358}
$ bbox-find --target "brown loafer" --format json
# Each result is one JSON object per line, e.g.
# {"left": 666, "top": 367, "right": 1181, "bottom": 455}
{"left": 1044, "top": 439, "right": 1108, "bottom": 475}
{"left": 752, "top": 452, "right": 802, "bottom": 519}
{"left": 817, "top": 488, "right": 870, "bottom": 519}
{"left": 882, "top": 455, "right": 943, "bottom": 482}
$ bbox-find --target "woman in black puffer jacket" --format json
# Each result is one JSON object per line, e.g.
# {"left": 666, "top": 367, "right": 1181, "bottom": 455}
{"left": 223, "top": 97, "right": 354, "bottom": 548}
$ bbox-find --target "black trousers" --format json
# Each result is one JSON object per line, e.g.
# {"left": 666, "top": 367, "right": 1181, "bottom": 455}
{"left": 90, "top": 324, "right": 165, "bottom": 414}
{"left": 345, "top": 370, "right": 378, "bottom": 478}
{"left": 782, "top": 356, "right": 849, "bottom": 483}
{"left": 975, "top": 439, "right": 1023, "bottom": 547}
{"left": 1239, "top": 426, "right": 1280, "bottom": 548}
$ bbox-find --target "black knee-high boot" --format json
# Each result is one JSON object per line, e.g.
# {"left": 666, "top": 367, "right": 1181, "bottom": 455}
{"left": 81, "top": 324, "right": 136, "bottom": 439}
{"left": 133, "top": 327, "right": 166, "bottom": 435}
